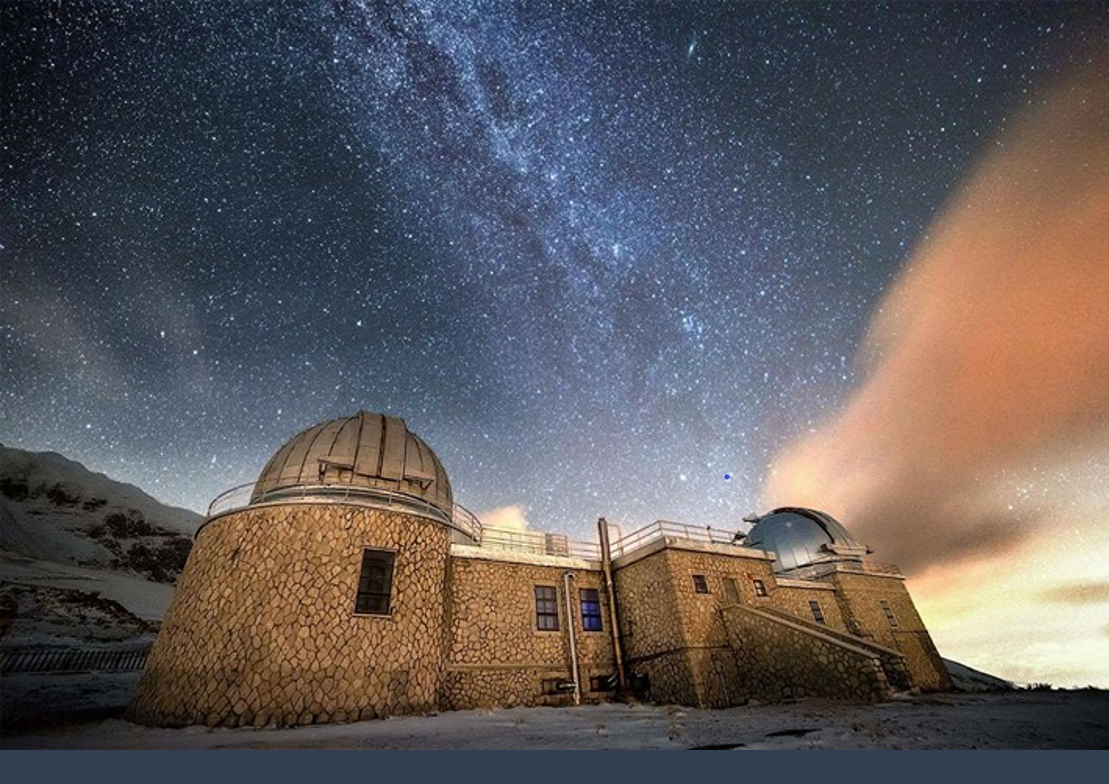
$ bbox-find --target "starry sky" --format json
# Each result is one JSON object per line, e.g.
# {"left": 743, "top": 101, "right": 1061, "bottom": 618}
{"left": 3, "top": 2, "right": 1109, "bottom": 683}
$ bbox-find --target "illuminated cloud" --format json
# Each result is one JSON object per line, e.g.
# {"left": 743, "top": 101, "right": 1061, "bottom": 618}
{"left": 1040, "top": 582, "right": 1109, "bottom": 605}
{"left": 478, "top": 504, "right": 531, "bottom": 532}
{"left": 765, "top": 49, "right": 1109, "bottom": 575}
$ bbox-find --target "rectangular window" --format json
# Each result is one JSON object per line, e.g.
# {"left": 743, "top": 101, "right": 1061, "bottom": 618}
{"left": 589, "top": 674, "right": 616, "bottom": 692}
{"left": 580, "top": 588, "right": 603, "bottom": 631}
{"left": 354, "top": 549, "right": 395, "bottom": 615}
{"left": 753, "top": 579, "right": 768, "bottom": 597}
{"left": 880, "top": 599, "right": 899, "bottom": 627}
{"left": 723, "top": 578, "right": 740, "bottom": 604}
{"left": 535, "top": 585, "right": 560, "bottom": 631}
{"left": 692, "top": 574, "right": 709, "bottom": 594}
{"left": 808, "top": 600, "right": 825, "bottom": 625}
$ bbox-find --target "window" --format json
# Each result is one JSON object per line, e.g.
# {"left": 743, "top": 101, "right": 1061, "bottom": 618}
{"left": 535, "top": 585, "right": 560, "bottom": 631}
{"left": 354, "top": 549, "right": 395, "bottom": 615}
{"left": 753, "top": 579, "right": 768, "bottom": 597}
{"left": 692, "top": 574, "right": 709, "bottom": 594}
{"left": 579, "top": 588, "right": 603, "bottom": 631}
{"left": 589, "top": 674, "right": 616, "bottom": 692}
{"left": 880, "top": 599, "right": 899, "bottom": 628}
{"left": 722, "top": 578, "right": 740, "bottom": 604}
{"left": 808, "top": 600, "right": 825, "bottom": 625}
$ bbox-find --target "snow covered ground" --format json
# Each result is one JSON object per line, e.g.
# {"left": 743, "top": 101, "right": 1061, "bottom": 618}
{"left": 1, "top": 551, "right": 175, "bottom": 625}
{"left": 5, "top": 685, "right": 1108, "bottom": 749}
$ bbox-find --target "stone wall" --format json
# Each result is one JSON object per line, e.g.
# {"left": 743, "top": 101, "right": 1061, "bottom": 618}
{"left": 129, "top": 506, "right": 949, "bottom": 726}
{"left": 610, "top": 541, "right": 932, "bottom": 706}
{"left": 721, "top": 604, "right": 892, "bottom": 703}
{"left": 746, "top": 602, "right": 911, "bottom": 690}
{"left": 613, "top": 541, "right": 774, "bottom": 707}
{"left": 611, "top": 544, "right": 687, "bottom": 661}
{"left": 442, "top": 552, "right": 615, "bottom": 709}
{"left": 828, "top": 570, "right": 952, "bottom": 691}
{"left": 128, "top": 503, "right": 451, "bottom": 728}
{"left": 765, "top": 579, "right": 847, "bottom": 633}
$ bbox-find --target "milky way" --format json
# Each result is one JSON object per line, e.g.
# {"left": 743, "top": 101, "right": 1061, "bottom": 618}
{"left": 2, "top": 1, "right": 1104, "bottom": 540}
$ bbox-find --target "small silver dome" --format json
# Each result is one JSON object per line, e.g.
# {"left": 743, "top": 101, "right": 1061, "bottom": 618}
{"left": 742, "top": 507, "right": 869, "bottom": 574}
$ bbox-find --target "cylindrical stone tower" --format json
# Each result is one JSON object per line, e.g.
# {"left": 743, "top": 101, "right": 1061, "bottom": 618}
{"left": 128, "top": 411, "right": 475, "bottom": 728}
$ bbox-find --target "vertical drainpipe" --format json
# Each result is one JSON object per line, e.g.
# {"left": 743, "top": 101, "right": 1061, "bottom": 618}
{"left": 563, "top": 571, "right": 581, "bottom": 706}
{"left": 598, "top": 517, "right": 627, "bottom": 692}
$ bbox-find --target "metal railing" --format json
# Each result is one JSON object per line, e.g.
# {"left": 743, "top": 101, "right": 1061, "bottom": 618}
{"left": 1, "top": 645, "right": 151, "bottom": 675}
{"left": 477, "top": 526, "right": 601, "bottom": 560}
{"left": 450, "top": 504, "right": 484, "bottom": 542}
{"left": 610, "top": 520, "right": 743, "bottom": 558}
{"left": 203, "top": 481, "right": 484, "bottom": 542}
{"left": 202, "top": 484, "right": 898, "bottom": 575}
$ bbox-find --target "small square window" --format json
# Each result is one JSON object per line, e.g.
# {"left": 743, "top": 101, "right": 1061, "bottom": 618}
{"left": 535, "top": 585, "right": 560, "bottom": 631}
{"left": 723, "top": 577, "right": 740, "bottom": 604}
{"left": 589, "top": 674, "right": 616, "bottom": 692}
{"left": 880, "top": 599, "right": 899, "bottom": 628}
{"left": 808, "top": 599, "right": 825, "bottom": 625}
{"left": 580, "top": 588, "right": 603, "bottom": 631}
{"left": 354, "top": 549, "right": 395, "bottom": 615}
{"left": 692, "top": 574, "right": 709, "bottom": 594}
{"left": 753, "top": 579, "right": 768, "bottom": 597}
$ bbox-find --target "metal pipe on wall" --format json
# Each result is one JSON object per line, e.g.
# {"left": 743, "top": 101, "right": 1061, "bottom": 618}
{"left": 563, "top": 571, "right": 581, "bottom": 706}
{"left": 598, "top": 517, "right": 627, "bottom": 692}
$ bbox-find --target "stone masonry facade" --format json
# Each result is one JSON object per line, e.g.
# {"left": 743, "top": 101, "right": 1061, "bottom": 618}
{"left": 442, "top": 549, "right": 614, "bottom": 710}
{"left": 721, "top": 605, "right": 892, "bottom": 702}
{"left": 128, "top": 504, "right": 451, "bottom": 728}
{"left": 130, "top": 502, "right": 951, "bottom": 728}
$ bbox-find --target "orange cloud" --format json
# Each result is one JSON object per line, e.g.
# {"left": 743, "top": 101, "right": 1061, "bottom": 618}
{"left": 764, "top": 47, "right": 1109, "bottom": 574}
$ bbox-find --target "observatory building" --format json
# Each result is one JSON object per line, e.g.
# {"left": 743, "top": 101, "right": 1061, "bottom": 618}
{"left": 129, "top": 411, "right": 951, "bottom": 728}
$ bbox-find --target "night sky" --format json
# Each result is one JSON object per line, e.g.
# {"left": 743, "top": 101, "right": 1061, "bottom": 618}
{"left": 3, "top": 1, "right": 1105, "bottom": 541}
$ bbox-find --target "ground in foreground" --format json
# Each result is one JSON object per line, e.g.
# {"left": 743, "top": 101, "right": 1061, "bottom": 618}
{"left": 5, "top": 685, "right": 1108, "bottom": 749}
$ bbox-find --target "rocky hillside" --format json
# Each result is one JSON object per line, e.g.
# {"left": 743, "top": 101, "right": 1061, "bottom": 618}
{"left": 0, "top": 582, "right": 158, "bottom": 647}
{"left": 0, "top": 446, "right": 202, "bottom": 583}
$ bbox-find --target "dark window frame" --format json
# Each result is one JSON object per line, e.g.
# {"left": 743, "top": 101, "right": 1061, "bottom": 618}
{"left": 880, "top": 599, "right": 899, "bottom": 628}
{"left": 579, "top": 587, "right": 603, "bottom": 631}
{"left": 692, "top": 574, "right": 710, "bottom": 594}
{"left": 589, "top": 674, "right": 616, "bottom": 692}
{"left": 354, "top": 548, "right": 396, "bottom": 616}
{"left": 753, "top": 579, "right": 768, "bottom": 597}
{"left": 535, "top": 585, "right": 560, "bottom": 631}
{"left": 808, "top": 599, "right": 825, "bottom": 625}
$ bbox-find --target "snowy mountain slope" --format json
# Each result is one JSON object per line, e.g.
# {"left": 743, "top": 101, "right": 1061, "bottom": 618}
{"left": 0, "top": 579, "right": 158, "bottom": 647}
{"left": 0, "top": 446, "right": 203, "bottom": 650}
{"left": 0, "top": 551, "right": 176, "bottom": 622}
{"left": 0, "top": 446, "right": 202, "bottom": 583}
{"left": 944, "top": 658, "right": 1014, "bottom": 692}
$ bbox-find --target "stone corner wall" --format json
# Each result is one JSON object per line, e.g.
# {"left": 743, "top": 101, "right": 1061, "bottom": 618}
{"left": 721, "top": 604, "right": 892, "bottom": 703}
{"left": 828, "top": 571, "right": 952, "bottom": 692}
{"left": 127, "top": 503, "right": 451, "bottom": 728}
